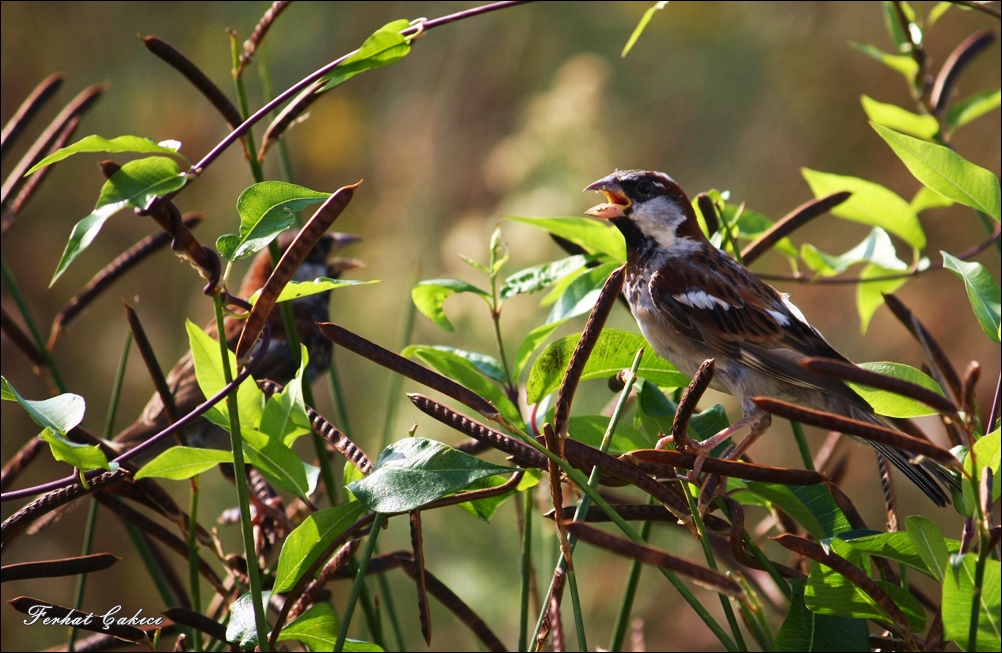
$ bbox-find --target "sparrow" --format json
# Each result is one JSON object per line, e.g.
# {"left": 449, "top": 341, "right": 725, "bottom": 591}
{"left": 585, "top": 169, "right": 954, "bottom": 506}
{"left": 112, "top": 230, "right": 361, "bottom": 461}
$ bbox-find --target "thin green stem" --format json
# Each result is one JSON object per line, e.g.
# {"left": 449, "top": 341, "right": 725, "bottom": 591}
{"left": 66, "top": 500, "right": 99, "bottom": 653}
{"left": 518, "top": 486, "right": 534, "bottom": 653}
{"left": 187, "top": 478, "right": 203, "bottom": 652}
{"left": 213, "top": 296, "right": 269, "bottom": 651}
{"left": 680, "top": 482, "right": 747, "bottom": 651}
{"left": 337, "top": 512, "right": 386, "bottom": 652}
{"left": 790, "top": 421, "right": 815, "bottom": 471}
{"left": 608, "top": 501, "right": 654, "bottom": 652}
{"left": 0, "top": 257, "right": 66, "bottom": 391}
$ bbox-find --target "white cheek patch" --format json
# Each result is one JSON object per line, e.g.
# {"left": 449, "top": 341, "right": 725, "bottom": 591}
{"left": 673, "top": 290, "right": 732, "bottom": 311}
{"left": 765, "top": 308, "right": 790, "bottom": 327}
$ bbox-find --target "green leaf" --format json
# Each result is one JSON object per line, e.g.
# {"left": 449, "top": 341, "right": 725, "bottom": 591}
{"left": 802, "top": 168, "right": 925, "bottom": 250}
{"left": 963, "top": 429, "right": 1000, "bottom": 510}
{"left": 227, "top": 591, "right": 271, "bottom": 647}
{"left": 346, "top": 438, "right": 516, "bottom": 513}
{"left": 260, "top": 346, "right": 312, "bottom": 446}
{"left": 872, "top": 123, "right": 1001, "bottom": 221}
{"left": 635, "top": 380, "right": 730, "bottom": 442}
{"left": 39, "top": 428, "right": 112, "bottom": 472}
{"left": 51, "top": 156, "right": 187, "bottom": 285}
{"left": 905, "top": 515, "right": 951, "bottom": 582}
{"left": 850, "top": 362, "right": 946, "bottom": 418}
{"left": 278, "top": 603, "right": 383, "bottom": 651}
{"left": 527, "top": 329, "right": 687, "bottom": 405}
{"left": 186, "top": 320, "right": 263, "bottom": 428}
{"left": 547, "top": 262, "right": 621, "bottom": 323}
{"left": 805, "top": 538, "right": 926, "bottom": 632}
{"left": 861, "top": 95, "right": 938, "bottom": 139}
{"left": 840, "top": 526, "right": 960, "bottom": 580}
{"left": 250, "top": 278, "right": 376, "bottom": 305}
{"left": 500, "top": 255, "right": 591, "bottom": 300}
{"left": 850, "top": 42, "right": 919, "bottom": 79}
{"left": 856, "top": 263, "right": 907, "bottom": 333}
{"left": 217, "top": 182, "right": 331, "bottom": 261}
{"left": 911, "top": 186, "right": 954, "bottom": 214}
{"left": 134, "top": 447, "right": 233, "bottom": 480}
{"left": 942, "top": 252, "right": 1001, "bottom": 343}
{"left": 1, "top": 377, "right": 85, "bottom": 434}
{"left": 411, "top": 279, "right": 489, "bottom": 332}
{"left": 26, "top": 134, "right": 188, "bottom": 175}
{"left": 776, "top": 579, "right": 869, "bottom": 652}
{"left": 318, "top": 19, "right": 412, "bottom": 92}
{"left": 744, "top": 483, "right": 851, "bottom": 539}
{"left": 946, "top": 89, "right": 1001, "bottom": 133}
{"left": 402, "top": 345, "right": 506, "bottom": 383}
{"left": 454, "top": 470, "right": 540, "bottom": 522}
{"left": 514, "top": 321, "right": 564, "bottom": 379}
{"left": 242, "top": 428, "right": 319, "bottom": 502}
{"left": 926, "top": 2, "right": 951, "bottom": 27}
{"left": 800, "top": 228, "right": 907, "bottom": 277}
{"left": 722, "top": 204, "right": 798, "bottom": 258}
{"left": 568, "top": 415, "right": 650, "bottom": 454}
{"left": 508, "top": 216, "right": 627, "bottom": 261}
{"left": 621, "top": 1, "right": 667, "bottom": 57}
{"left": 402, "top": 345, "right": 521, "bottom": 425}
{"left": 274, "top": 503, "right": 367, "bottom": 592}
{"left": 942, "top": 554, "right": 1001, "bottom": 651}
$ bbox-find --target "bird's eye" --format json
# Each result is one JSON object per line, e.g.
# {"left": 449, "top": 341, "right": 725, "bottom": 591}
{"left": 636, "top": 180, "right": 656, "bottom": 196}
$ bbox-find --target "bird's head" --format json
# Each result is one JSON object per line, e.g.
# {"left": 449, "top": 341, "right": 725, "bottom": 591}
{"left": 585, "top": 170, "right": 706, "bottom": 259}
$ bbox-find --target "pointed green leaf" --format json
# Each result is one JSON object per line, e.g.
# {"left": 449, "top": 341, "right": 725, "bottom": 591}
{"left": 319, "top": 19, "right": 412, "bottom": 92}
{"left": 621, "top": 1, "right": 667, "bottom": 57}
{"left": 861, "top": 95, "right": 939, "bottom": 139}
{"left": 800, "top": 228, "right": 906, "bottom": 277}
{"left": 402, "top": 345, "right": 520, "bottom": 425}
{"left": 946, "top": 89, "right": 1000, "bottom": 133}
{"left": 26, "top": 134, "right": 188, "bottom": 175}
{"left": 850, "top": 362, "right": 946, "bottom": 418}
{"left": 260, "top": 346, "right": 312, "bottom": 446}
{"left": 227, "top": 591, "right": 272, "bottom": 647}
{"left": 1, "top": 377, "right": 85, "bottom": 433}
{"left": 911, "top": 186, "right": 954, "bottom": 213}
{"left": 39, "top": 428, "right": 112, "bottom": 472}
{"left": 346, "top": 438, "right": 516, "bottom": 513}
{"left": 134, "top": 446, "right": 233, "bottom": 480}
{"left": 745, "top": 483, "right": 851, "bottom": 539}
{"left": 850, "top": 42, "right": 919, "bottom": 79}
{"left": 500, "top": 255, "right": 591, "bottom": 300}
{"left": 776, "top": 580, "right": 869, "bottom": 652}
{"left": 508, "top": 216, "right": 627, "bottom": 261}
{"left": 856, "top": 263, "right": 907, "bottom": 333}
{"left": 963, "top": 429, "right": 1000, "bottom": 510}
{"left": 217, "top": 182, "right": 331, "bottom": 261}
{"left": 872, "top": 123, "right": 1001, "bottom": 221}
{"left": 274, "top": 502, "right": 367, "bottom": 592}
{"left": 802, "top": 168, "right": 925, "bottom": 250}
{"left": 547, "top": 262, "right": 620, "bottom": 323}
{"left": 942, "top": 554, "right": 1001, "bottom": 651}
{"left": 242, "top": 428, "right": 319, "bottom": 501}
{"left": 455, "top": 470, "right": 540, "bottom": 522}
{"left": 942, "top": 252, "right": 1001, "bottom": 343}
{"left": 278, "top": 603, "right": 382, "bottom": 651}
{"left": 905, "top": 515, "right": 951, "bottom": 582}
{"left": 250, "top": 278, "right": 376, "bottom": 305}
{"left": 805, "top": 538, "right": 926, "bottom": 632}
{"left": 185, "top": 320, "right": 263, "bottom": 427}
{"left": 514, "top": 321, "right": 564, "bottom": 379}
{"left": 411, "top": 279, "right": 489, "bottom": 332}
{"left": 527, "top": 329, "right": 687, "bottom": 404}
{"left": 402, "top": 345, "right": 506, "bottom": 384}
{"left": 51, "top": 156, "right": 187, "bottom": 284}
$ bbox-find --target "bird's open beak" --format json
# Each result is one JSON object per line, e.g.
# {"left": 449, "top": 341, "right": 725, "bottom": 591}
{"left": 584, "top": 177, "right": 630, "bottom": 219}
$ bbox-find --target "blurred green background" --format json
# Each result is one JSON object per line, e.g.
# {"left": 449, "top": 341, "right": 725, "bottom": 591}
{"left": 2, "top": 2, "right": 999, "bottom": 650}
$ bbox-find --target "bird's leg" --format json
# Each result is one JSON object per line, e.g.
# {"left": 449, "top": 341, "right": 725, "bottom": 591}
{"left": 656, "top": 411, "right": 772, "bottom": 486}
